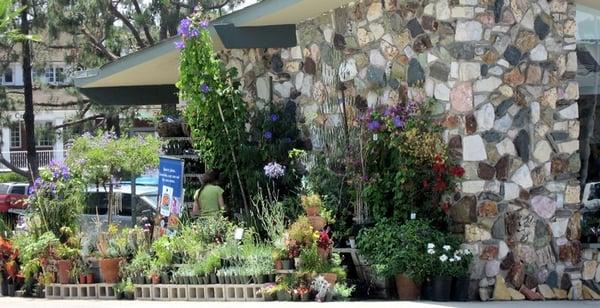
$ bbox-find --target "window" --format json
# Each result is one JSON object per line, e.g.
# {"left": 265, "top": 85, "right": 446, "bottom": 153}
{"left": 9, "top": 122, "right": 20, "bottom": 148}
{"left": 36, "top": 122, "right": 54, "bottom": 147}
{"left": 44, "top": 67, "right": 55, "bottom": 83}
{"left": 2, "top": 68, "right": 13, "bottom": 84}
{"left": 11, "top": 185, "right": 27, "bottom": 195}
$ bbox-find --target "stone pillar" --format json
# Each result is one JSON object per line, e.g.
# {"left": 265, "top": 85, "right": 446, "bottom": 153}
{"left": 219, "top": 0, "right": 581, "bottom": 299}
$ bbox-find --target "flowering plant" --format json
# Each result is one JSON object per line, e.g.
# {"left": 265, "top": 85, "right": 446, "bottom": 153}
{"left": 424, "top": 238, "right": 472, "bottom": 278}
{"left": 0, "top": 236, "right": 18, "bottom": 279}
{"left": 316, "top": 229, "right": 332, "bottom": 250}
{"left": 264, "top": 162, "right": 285, "bottom": 179}
{"left": 27, "top": 160, "right": 85, "bottom": 237}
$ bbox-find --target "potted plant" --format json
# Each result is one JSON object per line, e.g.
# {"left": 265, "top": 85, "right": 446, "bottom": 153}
{"left": 425, "top": 242, "right": 453, "bottom": 301}
{"left": 333, "top": 282, "right": 355, "bottom": 301}
{"left": 54, "top": 243, "right": 79, "bottom": 284}
{"left": 310, "top": 275, "right": 331, "bottom": 302}
{"left": 96, "top": 225, "right": 131, "bottom": 283}
{"left": 122, "top": 279, "right": 135, "bottom": 300}
{"left": 258, "top": 283, "right": 276, "bottom": 301}
{"left": 301, "top": 194, "right": 323, "bottom": 217}
{"left": 449, "top": 247, "right": 473, "bottom": 301}
{"left": 357, "top": 219, "right": 438, "bottom": 300}
{"left": 316, "top": 229, "right": 332, "bottom": 260}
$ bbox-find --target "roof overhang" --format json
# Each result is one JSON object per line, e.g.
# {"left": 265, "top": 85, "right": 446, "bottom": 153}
{"left": 73, "top": 0, "right": 354, "bottom": 96}
{"left": 578, "top": 0, "right": 600, "bottom": 11}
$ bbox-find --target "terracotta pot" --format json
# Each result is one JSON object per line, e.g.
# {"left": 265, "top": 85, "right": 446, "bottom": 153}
{"left": 86, "top": 273, "right": 94, "bottom": 284}
{"left": 395, "top": 273, "right": 421, "bottom": 300}
{"left": 275, "top": 260, "right": 283, "bottom": 270}
{"left": 56, "top": 260, "right": 72, "bottom": 284}
{"left": 321, "top": 273, "right": 337, "bottom": 286}
{"left": 99, "top": 258, "right": 121, "bottom": 283}
{"left": 305, "top": 206, "right": 320, "bottom": 216}
{"left": 307, "top": 216, "right": 327, "bottom": 231}
{"left": 151, "top": 274, "right": 161, "bottom": 284}
{"left": 317, "top": 246, "right": 330, "bottom": 260}
{"left": 79, "top": 274, "right": 87, "bottom": 284}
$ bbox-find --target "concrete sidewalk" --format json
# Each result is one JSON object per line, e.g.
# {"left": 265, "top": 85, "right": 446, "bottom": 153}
{"left": 1, "top": 298, "right": 599, "bottom": 308}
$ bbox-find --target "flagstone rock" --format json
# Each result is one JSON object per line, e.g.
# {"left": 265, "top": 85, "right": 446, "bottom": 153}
{"left": 459, "top": 62, "right": 482, "bottom": 81}
{"left": 583, "top": 261, "right": 598, "bottom": 280}
{"left": 492, "top": 215, "right": 506, "bottom": 239}
{"left": 485, "top": 260, "right": 501, "bottom": 277}
{"left": 504, "top": 46, "right": 523, "bottom": 66}
{"left": 480, "top": 287, "right": 492, "bottom": 301}
{"left": 407, "top": 59, "right": 425, "bottom": 86}
{"left": 535, "top": 15, "right": 550, "bottom": 40}
{"left": 559, "top": 104, "right": 579, "bottom": 120}
{"left": 513, "top": 130, "right": 530, "bottom": 162}
{"left": 495, "top": 156, "right": 511, "bottom": 181}
{"left": 508, "top": 262, "right": 525, "bottom": 289}
{"left": 465, "top": 224, "right": 492, "bottom": 242}
{"left": 493, "top": 275, "right": 512, "bottom": 301}
{"left": 430, "top": 62, "right": 450, "bottom": 82}
{"left": 547, "top": 272, "right": 559, "bottom": 288}
{"left": 450, "top": 196, "right": 477, "bottom": 224}
{"left": 582, "top": 285, "right": 600, "bottom": 300}
{"left": 466, "top": 114, "right": 477, "bottom": 135}
{"left": 456, "top": 20, "right": 483, "bottom": 42}
{"left": 451, "top": 82, "right": 473, "bottom": 112}
{"left": 508, "top": 288, "right": 525, "bottom": 300}
{"left": 474, "top": 77, "right": 502, "bottom": 92}
{"left": 553, "top": 288, "right": 568, "bottom": 299}
{"left": 511, "top": 164, "right": 533, "bottom": 189}
{"left": 463, "top": 135, "right": 487, "bottom": 161}
{"left": 475, "top": 103, "right": 495, "bottom": 131}
{"left": 568, "top": 280, "right": 583, "bottom": 300}
{"left": 530, "top": 195, "right": 557, "bottom": 219}
{"left": 366, "top": 2, "right": 383, "bottom": 21}
{"left": 538, "top": 284, "right": 555, "bottom": 299}
{"left": 533, "top": 140, "right": 552, "bottom": 163}
{"left": 567, "top": 212, "right": 581, "bottom": 241}
{"left": 525, "top": 274, "right": 539, "bottom": 289}
{"left": 519, "top": 286, "right": 543, "bottom": 300}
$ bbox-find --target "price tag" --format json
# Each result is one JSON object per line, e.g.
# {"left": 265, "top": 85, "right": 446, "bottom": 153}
{"left": 410, "top": 213, "right": 416, "bottom": 220}
{"left": 234, "top": 228, "right": 245, "bottom": 240}
{"left": 373, "top": 134, "right": 378, "bottom": 141}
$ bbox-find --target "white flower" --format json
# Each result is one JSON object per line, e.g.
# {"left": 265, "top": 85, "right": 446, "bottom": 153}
{"left": 439, "top": 254, "right": 448, "bottom": 262}
{"left": 455, "top": 255, "right": 462, "bottom": 261}
{"left": 443, "top": 245, "right": 451, "bottom": 251}
{"left": 427, "top": 243, "right": 435, "bottom": 249}
{"left": 463, "top": 248, "right": 472, "bottom": 255}
{"left": 449, "top": 258, "right": 455, "bottom": 262}
{"left": 427, "top": 248, "right": 435, "bottom": 255}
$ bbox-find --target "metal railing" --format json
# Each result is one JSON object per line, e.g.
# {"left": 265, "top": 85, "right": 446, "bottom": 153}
{"left": 0, "top": 150, "right": 66, "bottom": 171}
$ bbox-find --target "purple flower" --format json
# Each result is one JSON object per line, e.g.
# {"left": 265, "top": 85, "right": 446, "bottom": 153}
{"left": 177, "top": 18, "right": 192, "bottom": 37}
{"left": 393, "top": 116, "right": 405, "bottom": 128}
{"left": 367, "top": 120, "right": 381, "bottom": 131}
{"left": 190, "top": 27, "right": 200, "bottom": 38}
{"left": 200, "top": 84, "right": 210, "bottom": 93}
{"left": 263, "top": 131, "right": 273, "bottom": 140}
{"left": 174, "top": 40, "right": 185, "bottom": 49}
{"left": 264, "top": 162, "right": 285, "bottom": 179}
{"left": 270, "top": 113, "right": 279, "bottom": 122}
{"left": 200, "top": 19, "right": 210, "bottom": 28}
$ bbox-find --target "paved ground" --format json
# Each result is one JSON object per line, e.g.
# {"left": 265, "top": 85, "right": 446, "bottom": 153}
{"left": 1, "top": 298, "right": 600, "bottom": 308}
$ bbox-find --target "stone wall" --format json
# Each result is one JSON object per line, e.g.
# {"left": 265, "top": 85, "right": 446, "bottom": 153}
{"left": 220, "top": 0, "right": 591, "bottom": 300}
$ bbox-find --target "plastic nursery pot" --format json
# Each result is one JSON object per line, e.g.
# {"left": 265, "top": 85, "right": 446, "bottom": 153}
{"left": 395, "top": 273, "right": 421, "bottom": 300}
{"left": 203, "top": 276, "right": 209, "bottom": 284}
{"left": 292, "top": 293, "right": 300, "bottom": 301}
{"left": 210, "top": 273, "right": 218, "bottom": 284}
{"left": 86, "top": 273, "right": 94, "bottom": 284}
{"left": 301, "top": 293, "right": 311, "bottom": 302}
{"left": 151, "top": 275, "right": 161, "bottom": 285}
{"left": 125, "top": 292, "right": 134, "bottom": 300}
{"left": 99, "top": 258, "right": 121, "bottom": 283}
{"left": 56, "top": 260, "right": 73, "bottom": 284}
{"left": 281, "top": 259, "right": 294, "bottom": 270}
{"left": 1, "top": 280, "right": 8, "bottom": 296}
{"left": 160, "top": 273, "right": 170, "bottom": 284}
{"left": 255, "top": 275, "right": 266, "bottom": 284}
{"left": 79, "top": 274, "right": 87, "bottom": 284}
{"left": 276, "top": 290, "right": 292, "bottom": 301}
{"left": 431, "top": 276, "right": 452, "bottom": 302}
{"left": 451, "top": 277, "right": 470, "bottom": 302}
{"left": 421, "top": 277, "right": 433, "bottom": 300}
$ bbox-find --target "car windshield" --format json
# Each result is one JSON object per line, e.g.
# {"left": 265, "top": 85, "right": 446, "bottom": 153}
{"left": 0, "top": 184, "right": 10, "bottom": 194}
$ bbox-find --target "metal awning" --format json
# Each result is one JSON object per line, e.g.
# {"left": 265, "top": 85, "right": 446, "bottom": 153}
{"left": 72, "top": 0, "right": 354, "bottom": 105}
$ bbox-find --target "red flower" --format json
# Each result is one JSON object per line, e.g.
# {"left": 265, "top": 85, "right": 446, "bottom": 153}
{"left": 432, "top": 162, "right": 446, "bottom": 174}
{"left": 450, "top": 166, "right": 465, "bottom": 177}
{"left": 434, "top": 179, "right": 448, "bottom": 192}
{"left": 440, "top": 202, "right": 450, "bottom": 215}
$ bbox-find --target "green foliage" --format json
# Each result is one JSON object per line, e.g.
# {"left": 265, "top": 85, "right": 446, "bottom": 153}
{"left": 0, "top": 172, "right": 27, "bottom": 183}
{"left": 122, "top": 250, "right": 152, "bottom": 279}
{"left": 288, "top": 216, "right": 314, "bottom": 246}
{"left": 357, "top": 219, "right": 441, "bottom": 282}
{"left": 425, "top": 236, "right": 473, "bottom": 278}
{"left": 362, "top": 101, "right": 464, "bottom": 228}
{"left": 177, "top": 13, "right": 303, "bottom": 214}
{"left": 26, "top": 161, "right": 85, "bottom": 238}
{"left": 333, "top": 282, "right": 355, "bottom": 300}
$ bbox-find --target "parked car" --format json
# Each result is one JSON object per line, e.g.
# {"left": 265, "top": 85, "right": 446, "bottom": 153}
{"left": 12, "top": 184, "right": 158, "bottom": 234}
{"left": 0, "top": 182, "right": 29, "bottom": 213}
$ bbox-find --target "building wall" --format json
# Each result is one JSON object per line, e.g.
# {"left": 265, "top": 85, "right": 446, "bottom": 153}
{"left": 221, "top": 0, "right": 586, "bottom": 298}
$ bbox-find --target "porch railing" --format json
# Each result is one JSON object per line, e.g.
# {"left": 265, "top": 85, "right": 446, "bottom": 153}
{"left": 0, "top": 150, "right": 66, "bottom": 171}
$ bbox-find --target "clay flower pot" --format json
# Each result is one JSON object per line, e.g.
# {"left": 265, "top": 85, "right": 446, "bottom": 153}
{"left": 305, "top": 206, "right": 320, "bottom": 216}
{"left": 395, "top": 273, "right": 421, "bottom": 300}
{"left": 98, "top": 258, "right": 121, "bottom": 283}
{"left": 321, "top": 273, "right": 337, "bottom": 286}
{"left": 317, "top": 247, "right": 330, "bottom": 260}
{"left": 56, "top": 260, "right": 73, "bottom": 284}
{"left": 151, "top": 274, "right": 161, "bottom": 285}
{"left": 307, "top": 216, "right": 326, "bottom": 231}
{"left": 79, "top": 274, "right": 87, "bottom": 284}
{"left": 86, "top": 273, "right": 94, "bottom": 284}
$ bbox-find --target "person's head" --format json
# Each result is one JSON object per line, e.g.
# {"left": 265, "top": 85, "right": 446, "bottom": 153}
{"left": 202, "top": 169, "right": 220, "bottom": 185}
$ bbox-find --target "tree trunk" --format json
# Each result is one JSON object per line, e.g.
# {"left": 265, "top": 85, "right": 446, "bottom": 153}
{"left": 21, "top": 0, "right": 38, "bottom": 181}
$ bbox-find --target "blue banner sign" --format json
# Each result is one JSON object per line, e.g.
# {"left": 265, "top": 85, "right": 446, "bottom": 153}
{"left": 158, "top": 156, "right": 184, "bottom": 218}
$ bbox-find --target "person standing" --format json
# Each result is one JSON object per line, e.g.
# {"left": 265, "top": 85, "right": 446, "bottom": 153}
{"left": 192, "top": 170, "right": 225, "bottom": 217}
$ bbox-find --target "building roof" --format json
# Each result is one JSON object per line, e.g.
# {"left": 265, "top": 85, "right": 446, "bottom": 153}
{"left": 73, "top": 0, "right": 354, "bottom": 90}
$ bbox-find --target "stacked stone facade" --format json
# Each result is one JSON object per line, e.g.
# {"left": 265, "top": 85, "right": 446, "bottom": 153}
{"left": 220, "top": 0, "right": 596, "bottom": 300}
